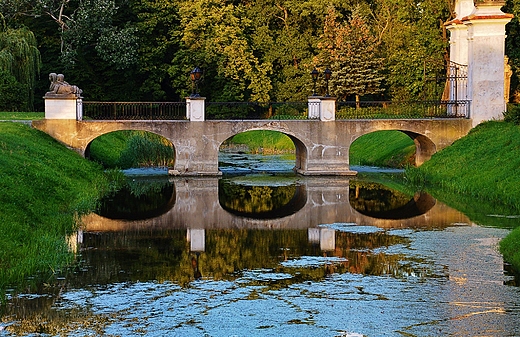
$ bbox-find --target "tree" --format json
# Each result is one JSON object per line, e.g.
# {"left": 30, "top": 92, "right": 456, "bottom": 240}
{"left": 315, "top": 6, "right": 385, "bottom": 101}
{"left": 177, "top": 0, "right": 272, "bottom": 103}
{"left": 505, "top": 0, "right": 520, "bottom": 102}
{"left": 374, "top": 0, "right": 450, "bottom": 101}
{"left": 0, "top": 21, "right": 41, "bottom": 110}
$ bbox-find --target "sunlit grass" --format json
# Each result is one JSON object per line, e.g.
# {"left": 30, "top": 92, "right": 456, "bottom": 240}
{"left": 407, "top": 121, "right": 520, "bottom": 212}
{"left": 0, "top": 112, "right": 44, "bottom": 120}
{"left": 0, "top": 122, "right": 110, "bottom": 296}
{"left": 223, "top": 130, "right": 295, "bottom": 154}
{"left": 350, "top": 130, "right": 415, "bottom": 168}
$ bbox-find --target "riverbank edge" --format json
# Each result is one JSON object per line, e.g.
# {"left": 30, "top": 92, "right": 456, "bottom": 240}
{"left": 403, "top": 121, "right": 520, "bottom": 273}
{"left": 0, "top": 122, "right": 114, "bottom": 299}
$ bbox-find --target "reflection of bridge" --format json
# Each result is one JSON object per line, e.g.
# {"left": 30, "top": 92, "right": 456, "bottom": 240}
{"left": 34, "top": 117, "right": 471, "bottom": 176}
{"left": 82, "top": 177, "right": 471, "bottom": 233}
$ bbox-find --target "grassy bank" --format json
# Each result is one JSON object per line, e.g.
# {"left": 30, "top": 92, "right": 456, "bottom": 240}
{"left": 0, "top": 122, "right": 111, "bottom": 294}
{"left": 406, "top": 121, "right": 520, "bottom": 271}
{"left": 223, "top": 130, "right": 295, "bottom": 154}
{"left": 350, "top": 130, "right": 415, "bottom": 167}
{"left": 407, "top": 121, "right": 520, "bottom": 212}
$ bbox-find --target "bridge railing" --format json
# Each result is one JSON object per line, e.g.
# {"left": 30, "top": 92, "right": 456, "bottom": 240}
{"left": 336, "top": 100, "right": 470, "bottom": 119}
{"left": 78, "top": 100, "right": 469, "bottom": 121}
{"left": 206, "top": 102, "right": 313, "bottom": 120}
{"left": 82, "top": 102, "right": 187, "bottom": 120}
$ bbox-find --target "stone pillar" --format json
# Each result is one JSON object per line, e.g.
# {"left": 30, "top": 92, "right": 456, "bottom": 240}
{"left": 186, "top": 97, "right": 206, "bottom": 121}
{"left": 446, "top": 0, "right": 474, "bottom": 66}
{"left": 463, "top": 1, "right": 513, "bottom": 126}
{"left": 320, "top": 97, "right": 336, "bottom": 121}
{"left": 307, "top": 97, "right": 321, "bottom": 119}
{"left": 44, "top": 94, "right": 81, "bottom": 120}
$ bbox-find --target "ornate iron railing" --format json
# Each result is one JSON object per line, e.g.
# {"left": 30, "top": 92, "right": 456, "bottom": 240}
{"left": 82, "top": 102, "right": 187, "bottom": 120}
{"left": 336, "top": 100, "right": 470, "bottom": 119}
{"left": 206, "top": 102, "right": 311, "bottom": 120}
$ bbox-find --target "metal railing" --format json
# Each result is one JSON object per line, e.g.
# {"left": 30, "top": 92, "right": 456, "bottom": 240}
{"left": 206, "top": 102, "right": 311, "bottom": 120}
{"left": 80, "top": 100, "right": 470, "bottom": 121}
{"left": 336, "top": 100, "right": 470, "bottom": 119}
{"left": 82, "top": 102, "right": 187, "bottom": 120}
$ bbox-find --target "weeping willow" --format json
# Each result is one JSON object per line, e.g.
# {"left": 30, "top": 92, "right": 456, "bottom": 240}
{"left": 0, "top": 17, "right": 41, "bottom": 111}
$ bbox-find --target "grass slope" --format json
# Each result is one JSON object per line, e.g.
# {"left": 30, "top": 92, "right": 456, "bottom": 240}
{"left": 0, "top": 112, "right": 44, "bottom": 120}
{"left": 225, "top": 130, "right": 295, "bottom": 154}
{"left": 0, "top": 122, "right": 110, "bottom": 293}
{"left": 350, "top": 130, "right": 415, "bottom": 167}
{"left": 410, "top": 121, "right": 520, "bottom": 211}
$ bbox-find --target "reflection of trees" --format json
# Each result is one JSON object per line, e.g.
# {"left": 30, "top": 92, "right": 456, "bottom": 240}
{"left": 219, "top": 181, "right": 297, "bottom": 214}
{"left": 70, "top": 229, "right": 423, "bottom": 288}
{"left": 349, "top": 181, "right": 412, "bottom": 213}
{"left": 96, "top": 177, "right": 175, "bottom": 219}
{"left": 3, "top": 228, "right": 433, "bottom": 332}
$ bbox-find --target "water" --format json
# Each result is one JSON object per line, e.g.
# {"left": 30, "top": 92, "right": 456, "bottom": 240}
{"left": 1, "top": 155, "right": 520, "bottom": 336}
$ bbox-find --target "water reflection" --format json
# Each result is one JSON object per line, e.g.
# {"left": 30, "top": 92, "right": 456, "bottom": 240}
{"left": 97, "top": 177, "right": 175, "bottom": 220}
{"left": 349, "top": 180, "right": 436, "bottom": 219}
{"left": 2, "top": 175, "right": 519, "bottom": 337}
{"left": 218, "top": 176, "right": 306, "bottom": 219}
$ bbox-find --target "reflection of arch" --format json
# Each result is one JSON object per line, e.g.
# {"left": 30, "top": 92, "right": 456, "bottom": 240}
{"left": 96, "top": 179, "right": 176, "bottom": 220}
{"left": 351, "top": 191, "right": 436, "bottom": 220}
{"left": 219, "top": 184, "right": 307, "bottom": 219}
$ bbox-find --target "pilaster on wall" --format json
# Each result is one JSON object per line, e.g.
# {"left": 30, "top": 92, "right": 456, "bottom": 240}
{"left": 463, "top": 2, "right": 513, "bottom": 126}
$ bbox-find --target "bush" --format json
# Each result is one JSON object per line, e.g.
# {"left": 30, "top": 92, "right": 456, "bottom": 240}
{"left": 0, "top": 70, "right": 27, "bottom": 111}
{"left": 504, "top": 104, "right": 520, "bottom": 124}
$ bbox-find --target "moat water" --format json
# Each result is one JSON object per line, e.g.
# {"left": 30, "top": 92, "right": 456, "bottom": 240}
{"left": 1, "top": 154, "right": 519, "bottom": 336}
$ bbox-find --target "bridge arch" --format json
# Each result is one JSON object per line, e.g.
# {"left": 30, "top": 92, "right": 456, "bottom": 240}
{"left": 215, "top": 124, "right": 309, "bottom": 173}
{"left": 84, "top": 129, "right": 176, "bottom": 167}
{"left": 349, "top": 118, "right": 459, "bottom": 167}
{"left": 350, "top": 128, "right": 437, "bottom": 167}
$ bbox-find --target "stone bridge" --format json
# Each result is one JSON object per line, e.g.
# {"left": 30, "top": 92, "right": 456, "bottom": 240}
{"left": 33, "top": 118, "right": 472, "bottom": 176}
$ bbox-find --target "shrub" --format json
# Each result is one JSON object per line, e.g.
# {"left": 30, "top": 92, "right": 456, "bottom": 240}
{"left": 0, "top": 70, "right": 27, "bottom": 111}
{"left": 503, "top": 104, "right": 520, "bottom": 124}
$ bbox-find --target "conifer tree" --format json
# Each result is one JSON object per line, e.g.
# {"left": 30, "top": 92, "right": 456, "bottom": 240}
{"left": 315, "top": 6, "right": 384, "bottom": 102}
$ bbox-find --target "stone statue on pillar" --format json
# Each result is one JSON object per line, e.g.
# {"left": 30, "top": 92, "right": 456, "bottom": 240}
{"left": 45, "top": 73, "right": 82, "bottom": 97}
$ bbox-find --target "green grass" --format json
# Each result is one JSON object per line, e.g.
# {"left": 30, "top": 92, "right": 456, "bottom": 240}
{"left": 350, "top": 130, "right": 415, "bottom": 167}
{"left": 0, "top": 122, "right": 111, "bottom": 295}
{"left": 224, "top": 130, "right": 295, "bottom": 154}
{"left": 407, "top": 121, "right": 520, "bottom": 212}
{"left": 0, "top": 112, "right": 44, "bottom": 120}
{"left": 88, "top": 131, "right": 134, "bottom": 168}
{"left": 500, "top": 227, "right": 520, "bottom": 273}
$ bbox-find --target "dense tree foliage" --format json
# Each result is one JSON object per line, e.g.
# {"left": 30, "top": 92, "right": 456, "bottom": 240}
{"left": 1, "top": 0, "right": 519, "bottom": 110}
{"left": 0, "top": 21, "right": 40, "bottom": 110}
